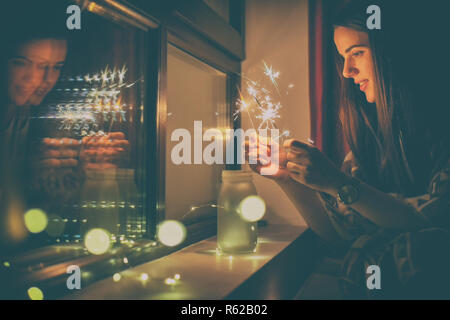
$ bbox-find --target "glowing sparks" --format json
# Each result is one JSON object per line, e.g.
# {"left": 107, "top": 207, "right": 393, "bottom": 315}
{"left": 273, "top": 130, "right": 290, "bottom": 141}
{"left": 233, "top": 98, "right": 250, "bottom": 121}
{"left": 263, "top": 61, "right": 280, "bottom": 95}
{"left": 44, "top": 64, "right": 135, "bottom": 136}
{"left": 118, "top": 65, "right": 127, "bottom": 84}
{"left": 255, "top": 102, "right": 281, "bottom": 129}
{"left": 232, "top": 61, "right": 290, "bottom": 142}
{"left": 101, "top": 65, "right": 110, "bottom": 85}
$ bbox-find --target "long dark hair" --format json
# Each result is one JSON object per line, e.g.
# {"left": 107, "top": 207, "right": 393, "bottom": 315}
{"left": 1, "top": 1, "right": 71, "bottom": 108}
{"left": 333, "top": 0, "right": 449, "bottom": 196}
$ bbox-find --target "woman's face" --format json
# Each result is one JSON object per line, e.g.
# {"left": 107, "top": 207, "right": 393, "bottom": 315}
{"left": 334, "top": 26, "right": 376, "bottom": 103}
{"left": 7, "top": 39, "right": 67, "bottom": 106}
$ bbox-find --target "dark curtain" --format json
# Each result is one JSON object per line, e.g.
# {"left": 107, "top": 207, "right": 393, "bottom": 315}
{"left": 308, "top": 0, "right": 348, "bottom": 165}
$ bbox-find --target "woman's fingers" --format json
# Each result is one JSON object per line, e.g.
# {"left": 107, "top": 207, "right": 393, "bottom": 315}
{"left": 286, "top": 161, "right": 306, "bottom": 174}
{"left": 286, "top": 151, "right": 311, "bottom": 165}
{"left": 283, "top": 139, "right": 314, "bottom": 152}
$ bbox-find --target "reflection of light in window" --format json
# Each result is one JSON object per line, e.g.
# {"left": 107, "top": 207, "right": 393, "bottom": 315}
{"left": 84, "top": 228, "right": 111, "bottom": 255}
{"left": 24, "top": 209, "right": 48, "bottom": 234}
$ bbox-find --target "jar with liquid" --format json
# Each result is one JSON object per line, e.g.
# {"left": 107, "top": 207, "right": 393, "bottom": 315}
{"left": 217, "top": 169, "right": 258, "bottom": 254}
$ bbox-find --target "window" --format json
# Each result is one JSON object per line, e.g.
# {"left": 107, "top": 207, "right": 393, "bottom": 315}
{"left": 166, "top": 45, "right": 228, "bottom": 220}
{"left": 26, "top": 4, "right": 149, "bottom": 247}
{"left": 203, "top": 0, "right": 230, "bottom": 22}
{"left": 0, "top": 0, "right": 244, "bottom": 299}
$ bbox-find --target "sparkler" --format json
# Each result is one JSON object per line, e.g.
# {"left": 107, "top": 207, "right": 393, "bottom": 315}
{"left": 47, "top": 64, "right": 137, "bottom": 136}
{"left": 233, "top": 61, "right": 289, "bottom": 136}
{"left": 263, "top": 60, "right": 281, "bottom": 96}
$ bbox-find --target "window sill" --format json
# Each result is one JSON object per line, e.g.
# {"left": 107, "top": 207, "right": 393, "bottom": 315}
{"left": 65, "top": 225, "right": 323, "bottom": 300}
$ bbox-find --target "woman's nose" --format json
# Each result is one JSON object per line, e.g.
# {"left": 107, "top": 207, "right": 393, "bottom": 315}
{"left": 42, "top": 67, "right": 60, "bottom": 86}
{"left": 24, "top": 65, "right": 44, "bottom": 87}
{"left": 342, "top": 59, "right": 358, "bottom": 79}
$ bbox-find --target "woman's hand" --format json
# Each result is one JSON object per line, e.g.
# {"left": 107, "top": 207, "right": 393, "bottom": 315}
{"left": 283, "top": 139, "right": 349, "bottom": 195}
{"left": 244, "top": 134, "right": 290, "bottom": 181}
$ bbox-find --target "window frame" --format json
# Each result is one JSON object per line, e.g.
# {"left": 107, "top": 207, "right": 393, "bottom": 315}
{"left": 129, "top": 0, "right": 245, "bottom": 234}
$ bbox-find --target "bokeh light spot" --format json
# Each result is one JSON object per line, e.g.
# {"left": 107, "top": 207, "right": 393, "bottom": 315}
{"left": 84, "top": 228, "right": 111, "bottom": 255}
{"left": 113, "top": 273, "right": 121, "bottom": 282}
{"left": 27, "top": 287, "right": 44, "bottom": 300}
{"left": 140, "top": 273, "right": 149, "bottom": 281}
{"left": 24, "top": 209, "right": 48, "bottom": 233}
{"left": 157, "top": 220, "right": 186, "bottom": 247}
{"left": 239, "top": 196, "right": 266, "bottom": 222}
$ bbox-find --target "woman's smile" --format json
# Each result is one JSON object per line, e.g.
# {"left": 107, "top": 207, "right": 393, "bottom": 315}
{"left": 357, "top": 79, "right": 369, "bottom": 92}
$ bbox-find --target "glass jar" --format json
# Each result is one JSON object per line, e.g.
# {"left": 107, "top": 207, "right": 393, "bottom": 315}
{"left": 79, "top": 168, "right": 120, "bottom": 236}
{"left": 116, "top": 169, "right": 145, "bottom": 240}
{"left": 217, "top": 169, "right": 258, "bottom": 254}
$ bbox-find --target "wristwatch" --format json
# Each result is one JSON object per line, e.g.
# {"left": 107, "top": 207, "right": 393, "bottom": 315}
{"left": 337, "top": 179, "right": 360, "bottom": 205}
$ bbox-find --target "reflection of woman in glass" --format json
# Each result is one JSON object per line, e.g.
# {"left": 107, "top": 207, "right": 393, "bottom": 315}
{"left": 0, "top": 11, "right": 68, "bottom": 250}
{"left": 249, "top": 0, "right": 449, "bottom": 299}
{"left": 7, "top": 39, "right": 67, "bottom": 107}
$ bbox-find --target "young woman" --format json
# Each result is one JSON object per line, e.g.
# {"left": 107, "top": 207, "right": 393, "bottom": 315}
{"left": 0, "top": 5, "right": 69, "bottom": 251}
{"left": 248, "top": 0, "right": 450, "bottom": 299}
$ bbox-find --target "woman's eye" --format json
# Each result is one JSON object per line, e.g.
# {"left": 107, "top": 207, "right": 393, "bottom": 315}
{"left": 352, "top": 51, "right": 364, "bottom": 57}
{"left": 10, "top": 59, "right": 28, "bottom": 67}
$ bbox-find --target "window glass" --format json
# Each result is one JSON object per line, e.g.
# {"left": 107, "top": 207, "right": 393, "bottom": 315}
{"left": 1, "top": 8, "right": 148, "bottom": 252}
{"left": 166, "top": 45, "right": 228, "bottom": 220}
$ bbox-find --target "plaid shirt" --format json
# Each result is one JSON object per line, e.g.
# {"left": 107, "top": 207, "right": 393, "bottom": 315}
{"left": 317, "top": 152, "right": 450, "bottom": 242}
{"left": 316, "top": 152, "right": 450, "bottom": 298}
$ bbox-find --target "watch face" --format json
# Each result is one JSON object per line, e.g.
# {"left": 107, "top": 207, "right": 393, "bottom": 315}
{"left": 339, "top": 184, "right": 359, "bottom": 204}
